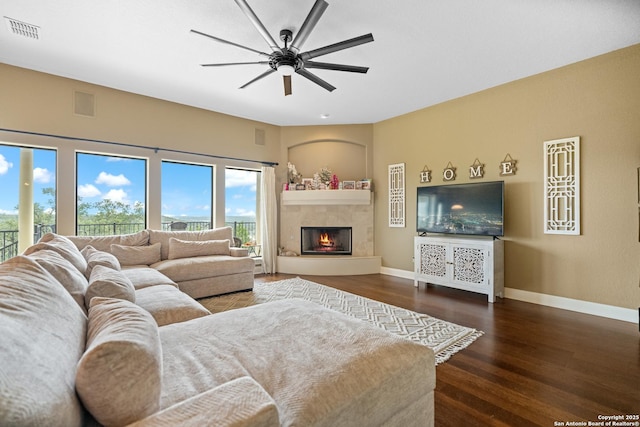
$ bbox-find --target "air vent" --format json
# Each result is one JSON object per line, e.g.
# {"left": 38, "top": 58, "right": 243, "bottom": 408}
{"left": 5, "top": 17, "right": 40, "bottom": 39}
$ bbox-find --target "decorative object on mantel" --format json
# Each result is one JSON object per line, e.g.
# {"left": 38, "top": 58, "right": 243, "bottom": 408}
{"left": 500, "top": 153, "right": 518, "bottom": 176}
{"left": 287, "top": 162, "right": 301, "bottom": 184}
{"left": 544, "top": 136, "right": 580, "bottom": 235}
{"left": 330, "top": 174, "right": 340, "bottom": 190}
{"left": 319, "top": 167, "right": 332, "bottom": 185}
{"left": 359, "top": 179, "right": 372, "bottom": 190}
{"left": 443, "top": 161, "right": 457, "bottom": 181}
{"left": 342, "top": 180, "right": 356, "bottom": 190}
{"left": 420, "top": 165, "right": 432, "bottom": 183}
{"left": 469, "top": 158, "right": 485, "bottom": 179}
{"left": 388, "top": 163, "right": 406, "bottom": 227}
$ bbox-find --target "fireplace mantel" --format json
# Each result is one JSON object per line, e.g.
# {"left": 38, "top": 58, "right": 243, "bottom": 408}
{"left": 281, "top": 190, "right": 371, "bottom": 205}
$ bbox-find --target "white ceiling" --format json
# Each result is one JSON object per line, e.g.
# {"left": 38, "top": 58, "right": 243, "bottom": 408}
{"left": 1, "top": 0, "right": 640, "bottom": 126}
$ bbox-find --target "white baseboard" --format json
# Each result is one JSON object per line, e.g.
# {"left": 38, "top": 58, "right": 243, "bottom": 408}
{"left": 380, "top": 266, "right": 414, "bottom": 280}
{"left": 380, "top": 268, "right": 638, "bottom": 324}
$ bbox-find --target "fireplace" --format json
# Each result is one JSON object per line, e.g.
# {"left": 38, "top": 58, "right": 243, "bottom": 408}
{"left": 301, "top": 227, "right": 352, "bottom": 256}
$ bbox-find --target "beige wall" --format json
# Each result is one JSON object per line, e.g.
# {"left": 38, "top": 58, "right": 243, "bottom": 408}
{"left": 0, "top": 64, "right": 281, "bottom": 234}
{"left": 373, "top": 44, "right": 640, "bottom": 309}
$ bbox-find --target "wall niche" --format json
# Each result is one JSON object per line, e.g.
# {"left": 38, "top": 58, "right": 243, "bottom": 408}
{"left": 288, "top": 140, "right": 367, "bottom": 182}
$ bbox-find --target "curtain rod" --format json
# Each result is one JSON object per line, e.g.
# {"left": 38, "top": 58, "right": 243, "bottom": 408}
{"left": 0, "top": 127, "right": 279, "bottom": 167}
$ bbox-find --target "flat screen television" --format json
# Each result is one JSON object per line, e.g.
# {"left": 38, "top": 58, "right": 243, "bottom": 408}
{"left": 417, "top": 181, "right": 504, "bottom": 236}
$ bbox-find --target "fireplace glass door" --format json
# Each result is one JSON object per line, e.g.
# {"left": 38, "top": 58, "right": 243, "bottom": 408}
{"left": 301, "top": 227, "right": 352, "bottom": 255}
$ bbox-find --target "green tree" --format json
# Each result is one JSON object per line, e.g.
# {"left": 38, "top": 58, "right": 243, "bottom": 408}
{"left": 234, "top": 223, "right": 250, "bottom": 244}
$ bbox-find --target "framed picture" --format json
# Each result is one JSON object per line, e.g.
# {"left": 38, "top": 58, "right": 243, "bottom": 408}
{"left": 360, "top": 179, "right": 371, "bottom": 190}
{"left": 296, "top": 183, "right": 305, "bottom": 191}
{"left": 343, "top": 180, "right": 355, "bottom": 190}
{"left": 302, "top": 178, "right": 313, "bottom": 190}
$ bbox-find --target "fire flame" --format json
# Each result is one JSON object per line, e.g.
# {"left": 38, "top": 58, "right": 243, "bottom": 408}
{"left": 318, "top": 232, "right": 333, "bottom": 247}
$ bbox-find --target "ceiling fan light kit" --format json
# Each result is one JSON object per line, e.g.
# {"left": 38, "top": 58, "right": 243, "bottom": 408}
{"left": 192, "top": 0, "right": 374, "bottom": 96}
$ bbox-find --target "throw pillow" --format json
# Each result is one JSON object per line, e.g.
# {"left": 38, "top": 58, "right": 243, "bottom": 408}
{"left": 76, "top": 297, "right": 162, "bottom": 426}
{"left": 28, "top": 249, "right": 89, "bottom": 313}
{"left": 81, "top": 245, "right": 121, "bottom": 279}
{"left": 23, "top": 232, "right": 88, "bottom": 274}
{"left": 167, "top": 237, "right": 230, "bottom": 260}
{"left": 85, "top": 264, "right": 135, "bottom": 308}
{"left": 110, "top": 242, "right": 161, "bottom": 266}
{"left": 67, "top": 230, "right": 150, "bottom": 252}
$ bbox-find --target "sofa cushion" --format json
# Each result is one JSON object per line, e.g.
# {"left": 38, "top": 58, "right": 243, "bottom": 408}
{"left": 0, "top": 256, "right": 86, "bottom": 427}
{"left": 81, "top": 245, "right": 121, "bottom": 279}
{"left": 148, "top": 227, "right": 233, "bottom": 260}
{"left": 85, "top": 264, "right": 135, "bottom": 308}
{"left": 135, "top": 284, "right": 211, "bottom": 326}
{"left": 76, "top": 297, "right": 162, "bottom": 426}
{"left": 23, "top": 232, "right": 88, "bottom": 275}
{"left": 168, "top": 237, "right": 230, "bottom": 260}
{"left": 128, "top": 377, "right": 280, "bottom": 427}
{"left": 121, "top": 266, "right": 178, "bottom": 290}
{"left": 67, "top": 230, "right": 150, "bottom": 252}
{"left": 111, "top": 242, "right": 162, "bottom": 266}
{"left": 152, "top": 255, "right": 255, "bottom": 283}
{"left": 27, "top": 249, "right": 89, "bottom": 313}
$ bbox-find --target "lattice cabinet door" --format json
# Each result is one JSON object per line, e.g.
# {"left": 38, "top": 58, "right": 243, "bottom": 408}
{"left": 416, "top": 242, "right": 447, "bottom": 278}
{"left": 451, "top": 245, "right": 487, "bottom": 286}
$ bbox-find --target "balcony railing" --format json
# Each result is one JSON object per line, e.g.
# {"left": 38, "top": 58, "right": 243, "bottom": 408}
{"left": 0, "top": 221, "right": 258, "bottom": 262}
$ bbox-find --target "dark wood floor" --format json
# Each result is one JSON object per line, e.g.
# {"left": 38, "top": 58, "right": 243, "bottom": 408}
{"left": 255, "top": 273, "right": 640, "bottom": 427}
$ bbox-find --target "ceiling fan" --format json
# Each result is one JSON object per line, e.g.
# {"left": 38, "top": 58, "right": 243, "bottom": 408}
{"left": 191, "top": 0, "right": 374, "bottom": 96}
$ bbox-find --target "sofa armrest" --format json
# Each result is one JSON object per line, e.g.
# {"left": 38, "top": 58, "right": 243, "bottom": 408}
{"left": 230, "top": 247, "right": 249, "bottom": 257}
{"left": 126, "top": 376, "right": 279, "bottom": 427}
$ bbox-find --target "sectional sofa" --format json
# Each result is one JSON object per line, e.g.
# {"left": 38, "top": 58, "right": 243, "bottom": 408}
{"left": 0, "top": 231, "right": 436, "bottom": 426}
{"left": 65, "top": 227, "right": 256, "bottom": 298}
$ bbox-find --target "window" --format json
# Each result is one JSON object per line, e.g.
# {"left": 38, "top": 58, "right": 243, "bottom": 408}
{"left": 76, "top": 152, "right": 147, "bottom": 236}
{"left": 225, "top": 168, "right": 260, "bottom": 253}
{"left": 0, "top": 144, "right": 56, "bottom": 261}
{"left": 161, "top": 161, "right": 213, "bottom": 231}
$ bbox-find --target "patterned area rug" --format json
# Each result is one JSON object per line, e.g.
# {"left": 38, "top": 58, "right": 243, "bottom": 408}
{"left": 199, "top": 277, "right": 483, "bottom": 364}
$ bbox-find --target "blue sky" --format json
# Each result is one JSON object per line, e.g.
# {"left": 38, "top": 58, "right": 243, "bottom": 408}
{"left": 0, "top": 145, "right": 257, "bottom": 219}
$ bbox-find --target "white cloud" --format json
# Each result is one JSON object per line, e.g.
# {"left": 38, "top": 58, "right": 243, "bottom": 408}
{"left": 0, "top": 208, "right": 18, "bottom": 215}
{"left": 95, "top": 171, "right": 131, "bottom": 186}
{"left": 33, "top": 167, "right": 53, "bottom": 184}
{"left": 78, "top": 184, "right": 101, "bottom": 198}
{"left": 0, "top": 154, "right": 13, "bottom": 175}
{"left": 232, "top": 208, "right": 256, "bottom": 217}
{"left": 105, "top": 157, "right": 132, "bottom": 162}
{"left": 225, "top": 169, "right": 257, "bottom": 189}
{"left": 103, "top": 189, "right": 128, "bottom": 203}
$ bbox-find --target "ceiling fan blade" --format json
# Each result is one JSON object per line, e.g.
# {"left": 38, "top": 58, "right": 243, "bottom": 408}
{"left": 304, "top": 61, "right": 369, "bottom": 73}
{"left": 234, "top": 0, "right": 280, "bottom": 52}
{"left": 190, "top": 29, "right": 270, "bottom": 57}
{"left": 300, "top": 33, "right": 374, "bottom": 61}
{"left": 283, "top": 75, "right": 292, "bottom": 96}
{"left": 201, "top": 61, "right": 269, "bottom": 67}
{"left": 296, "top": 68, "right": 336, "bottom": 92}
{"left": 290, "top": 0, "right": 328, "bottom": 54}
{"left": 239, "top": 68, "right": 276, "bottom": 89}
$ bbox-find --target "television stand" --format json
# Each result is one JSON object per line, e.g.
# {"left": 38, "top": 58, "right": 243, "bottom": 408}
{"left": 414, "top": 235, "right": 504, "bottom": 303}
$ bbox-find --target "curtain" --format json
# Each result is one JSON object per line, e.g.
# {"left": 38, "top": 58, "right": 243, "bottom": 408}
{"left": 260, "top": 166, "right": 278, "bottom": 273}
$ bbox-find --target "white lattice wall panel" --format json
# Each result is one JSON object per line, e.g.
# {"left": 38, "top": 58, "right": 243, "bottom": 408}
{"left": 388, "top": 163, "right": 405, "bottom": 227}
{"left": 452, "top": 247, "right": 486, "bottom": 284}
{"left": 418, "top": 244, "right": 447, "bottom": 277}
{"left": 544, "top": 137, "right": 580, "bottom": 235}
